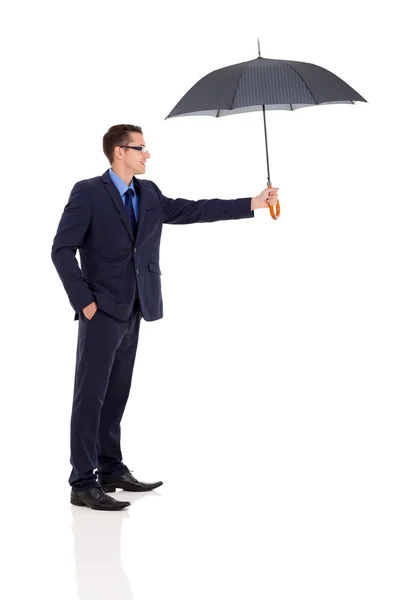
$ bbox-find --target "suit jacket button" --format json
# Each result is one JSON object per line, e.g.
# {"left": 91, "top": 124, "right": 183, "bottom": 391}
{"left": 136, "top": 269, "right": 139, "bottom": 274}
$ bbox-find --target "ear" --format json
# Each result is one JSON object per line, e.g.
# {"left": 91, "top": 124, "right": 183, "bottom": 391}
{"left": 114, "top": 146, "right": 123, "bottom": 161}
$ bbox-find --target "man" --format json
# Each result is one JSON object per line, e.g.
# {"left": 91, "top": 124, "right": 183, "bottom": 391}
{"left": 51, "top": 124, "right": 279, "bottom": 511}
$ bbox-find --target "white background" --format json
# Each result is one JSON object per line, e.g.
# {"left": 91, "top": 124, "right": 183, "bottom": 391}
{"left": 1, "top": 1, "right": 399, "bottom": 599}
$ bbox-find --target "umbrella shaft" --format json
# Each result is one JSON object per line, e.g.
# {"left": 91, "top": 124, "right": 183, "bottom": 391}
{"left": 262, "top": 105, "right": 271, "bottom": 185}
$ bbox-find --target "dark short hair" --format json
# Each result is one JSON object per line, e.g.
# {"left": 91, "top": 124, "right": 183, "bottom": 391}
{"left": 103, "top": 124, "right": 143, "bottom": 164}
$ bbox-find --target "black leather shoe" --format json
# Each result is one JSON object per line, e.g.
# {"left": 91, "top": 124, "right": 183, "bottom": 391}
{"left": 98, "top": 470, "right": 163, "bottom": 493}
{"left": 70, "top": 486, "right": 131, "bottom": 510}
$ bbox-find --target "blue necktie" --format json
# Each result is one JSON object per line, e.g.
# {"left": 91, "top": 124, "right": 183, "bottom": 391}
{"left": 124, "top": 188, "right": 138, "bottom": 236}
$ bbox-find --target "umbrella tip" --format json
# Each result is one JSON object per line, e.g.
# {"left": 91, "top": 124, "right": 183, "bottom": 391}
{"left": 257, "top": 38, "right": 261, "bottom": 57}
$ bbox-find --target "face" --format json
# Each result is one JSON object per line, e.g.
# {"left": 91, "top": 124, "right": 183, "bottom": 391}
{"left": 114, "top": 132, "right": 151, "bottom": 175}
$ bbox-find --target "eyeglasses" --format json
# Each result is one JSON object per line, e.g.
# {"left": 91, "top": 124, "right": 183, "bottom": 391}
{"left": 119, "top": 145, "right": 149, "bottom": 153}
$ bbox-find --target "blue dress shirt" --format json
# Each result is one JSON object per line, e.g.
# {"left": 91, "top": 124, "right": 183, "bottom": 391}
{"left": 108, "top": 168, "right": 139, "bottom": 221}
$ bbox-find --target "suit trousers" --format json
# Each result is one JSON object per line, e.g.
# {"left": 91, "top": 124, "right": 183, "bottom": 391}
{"left": 69, "top": 292, "right": 142, "bottom": 491}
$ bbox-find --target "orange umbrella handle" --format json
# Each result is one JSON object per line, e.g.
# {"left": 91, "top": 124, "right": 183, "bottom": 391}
{"left": 269, "top": 200, "right": 280, "bottom": 220}
{"left": 268, "top": 183, "right": 280, "bottom": 220}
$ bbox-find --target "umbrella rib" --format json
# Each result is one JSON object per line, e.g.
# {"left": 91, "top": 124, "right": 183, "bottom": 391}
{"left": 229, "top": 67, "right": 247, "bottom": 111}
{"left": 285, "top": 62, "right": 319, "bottom": 105}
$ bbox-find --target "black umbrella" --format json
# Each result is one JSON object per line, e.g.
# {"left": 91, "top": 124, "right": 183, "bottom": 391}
{"left": 165, "top": 39, "right": 367, "bottom": 219}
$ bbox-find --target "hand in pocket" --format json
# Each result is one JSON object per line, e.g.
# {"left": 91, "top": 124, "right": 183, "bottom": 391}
{"left": 82, "top": 301, "right": 98, "bottom": 320}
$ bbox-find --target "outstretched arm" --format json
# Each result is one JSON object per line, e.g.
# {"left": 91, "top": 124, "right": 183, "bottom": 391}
{"left": 152, "top": 182, "right": 255, "bottom": 225}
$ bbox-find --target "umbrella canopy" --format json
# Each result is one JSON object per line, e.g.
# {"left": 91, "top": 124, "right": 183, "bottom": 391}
{"left": 165, "top": 43, "right": 367, "bottom": 219}
{"left": 165, "top": 56, "right": 367, "bottom": 116}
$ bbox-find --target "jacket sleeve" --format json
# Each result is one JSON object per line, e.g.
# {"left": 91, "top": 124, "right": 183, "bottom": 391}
{"left": 51, "top": 181, "right": 96, "bottom": 313}
{"left": 151, "top": 182, "right": 254, "bottom": 225}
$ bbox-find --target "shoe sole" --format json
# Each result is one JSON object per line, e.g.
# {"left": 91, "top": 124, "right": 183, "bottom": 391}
{"left": 70, "top": 497, "right": 130, "bottom": 510}
{"left": 101, "top": 482, "right": 163, "bottom": 493}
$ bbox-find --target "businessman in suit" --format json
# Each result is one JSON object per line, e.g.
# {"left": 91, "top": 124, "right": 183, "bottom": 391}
{"left": 51, "top": 124, "right": 279, "bottom": 511}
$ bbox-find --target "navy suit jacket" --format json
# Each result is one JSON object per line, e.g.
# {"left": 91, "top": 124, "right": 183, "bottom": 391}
{"left": 51, "top": 169, "right": 254, "bottom": 322}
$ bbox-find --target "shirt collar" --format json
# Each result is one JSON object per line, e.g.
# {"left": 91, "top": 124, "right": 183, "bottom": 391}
{"left": 108, "top": 168, "right": 135, "bottom": 198}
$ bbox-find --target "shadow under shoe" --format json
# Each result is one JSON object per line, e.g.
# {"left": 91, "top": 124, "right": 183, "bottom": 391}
{"left": 71, "top": 486, "right": 130, "bottom": 510}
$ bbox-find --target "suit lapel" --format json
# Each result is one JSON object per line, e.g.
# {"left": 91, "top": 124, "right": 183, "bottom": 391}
{"left": 101, "top": 170, "right": 147, "bottom": 242}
